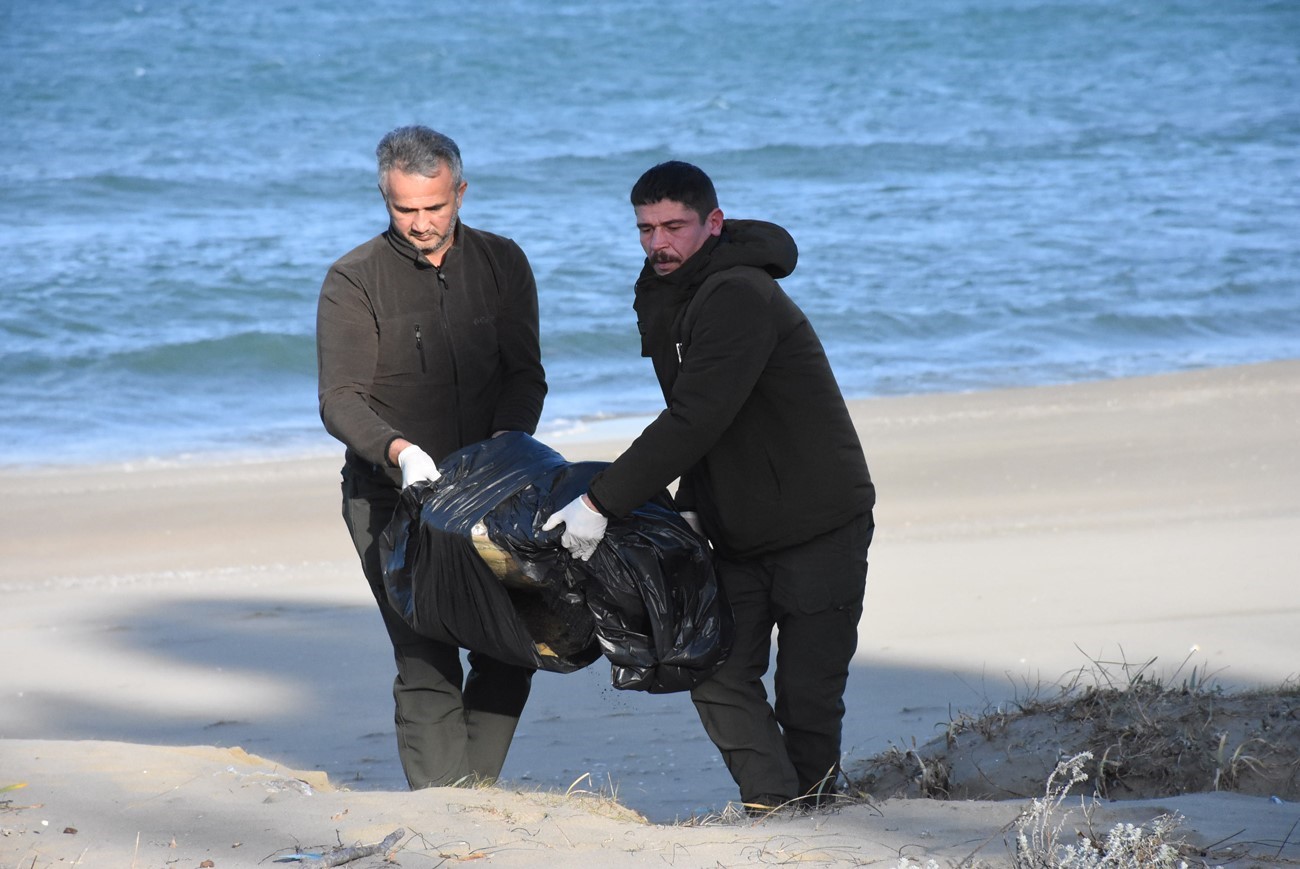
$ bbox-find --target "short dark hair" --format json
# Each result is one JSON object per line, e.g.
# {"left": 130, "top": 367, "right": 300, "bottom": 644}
{"left": 630, "top": 161, "right": 719, "bottom": 221}
{"left": 376, "top": 126, "right": 463, "bottom": 196}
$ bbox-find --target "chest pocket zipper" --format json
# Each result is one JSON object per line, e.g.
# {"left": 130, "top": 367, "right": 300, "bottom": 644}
{"left": 414, "top": 324, "right": 427, "bottom": 373}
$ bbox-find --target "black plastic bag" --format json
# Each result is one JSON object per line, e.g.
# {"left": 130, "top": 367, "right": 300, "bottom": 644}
{"left": 381, "top": 432, "right": 732, "bottom": 693}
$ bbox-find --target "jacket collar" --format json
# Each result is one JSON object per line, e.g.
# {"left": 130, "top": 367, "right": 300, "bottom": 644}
{"left": 384, "top": 220, "right": 462, "bottom": 269}
{"left": 631, "top": 234, "right": 722, "bottom": 348}
{"left": 633, "top": 233, "right": 721, "bottom": 300}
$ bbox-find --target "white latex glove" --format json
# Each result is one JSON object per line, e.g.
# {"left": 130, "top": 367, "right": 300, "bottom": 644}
{"left": 397, "top": 444, "right": 441, "bottom": 489}
{"left": 541, "top": 495, "right": 608, "bottom": 561}
{"left": 680, "top": 510, "right": 704, "bottom": 537}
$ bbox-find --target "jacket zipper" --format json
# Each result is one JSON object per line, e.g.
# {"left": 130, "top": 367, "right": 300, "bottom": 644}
{"left": 435, "top": 266, "right": 465, "bottom": 444}
{"left": 413, "top": 324, "right": 427, "bottom": 373}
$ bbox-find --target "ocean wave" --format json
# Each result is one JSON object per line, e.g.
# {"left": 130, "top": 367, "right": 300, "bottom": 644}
{"left": 3, "top": 331, "right": 315, "bottom": 379}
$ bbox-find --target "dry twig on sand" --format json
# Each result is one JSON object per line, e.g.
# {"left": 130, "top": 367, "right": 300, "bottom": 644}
{"left": 288, "top": 828, "right": 405, "bottom": 868}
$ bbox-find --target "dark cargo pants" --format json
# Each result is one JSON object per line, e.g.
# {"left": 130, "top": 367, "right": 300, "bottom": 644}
{"left": 341, "top": 464, "right": 533, "bottom": 789}
{"left": 690, "top": 512, "right": 873, "bottom": 806}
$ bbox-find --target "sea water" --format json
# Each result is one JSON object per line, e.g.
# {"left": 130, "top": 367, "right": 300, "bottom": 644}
{"left": 2, "top": 0, "right": 1297, "bottom": 466}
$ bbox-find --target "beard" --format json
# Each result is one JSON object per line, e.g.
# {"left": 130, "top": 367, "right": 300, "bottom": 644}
{"left": 407, "top": 208, "right": 458, "bottom": 259}
{"left": 415, "top": 232, "right": 453, "bottom": 258}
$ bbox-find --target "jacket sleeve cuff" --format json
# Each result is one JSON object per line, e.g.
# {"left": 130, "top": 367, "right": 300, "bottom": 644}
{"left": 382, "top": 434, "right": 404, "bottom": 468}
{"left": 585, "top": 488, "right": 616, "bottom": 518}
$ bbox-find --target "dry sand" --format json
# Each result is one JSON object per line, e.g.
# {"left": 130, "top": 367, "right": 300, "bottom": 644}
{"left": 2, "top": 360, "right": 1298, "bottom": 867}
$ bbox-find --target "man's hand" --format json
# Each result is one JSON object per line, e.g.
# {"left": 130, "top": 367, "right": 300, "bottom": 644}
{"left": 541, "top": 495, "right": 607, "bottom": 561}
{"left": 397, "top": 444, "right": 441, "bottom": 489}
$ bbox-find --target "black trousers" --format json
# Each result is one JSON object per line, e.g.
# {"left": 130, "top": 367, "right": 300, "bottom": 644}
{"left": 341, "top": 464, "right": 533, "bottom": 788}
{"left": 690, "top": 512, "right": 873, "bottom": 805}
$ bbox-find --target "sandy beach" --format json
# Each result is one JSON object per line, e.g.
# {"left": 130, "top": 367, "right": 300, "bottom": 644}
{"left": 2, "top": 360, "right": 1298, "bottom": 867}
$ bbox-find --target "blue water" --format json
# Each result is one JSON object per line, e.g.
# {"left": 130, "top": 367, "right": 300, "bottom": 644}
{"left": 2, "top": 0, "right": 1298, "bottom": 466}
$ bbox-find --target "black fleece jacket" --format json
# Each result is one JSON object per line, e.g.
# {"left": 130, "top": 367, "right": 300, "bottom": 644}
{"left": 317, "top": 221, "right": 546, "bottom": 486}
{"left": 587, "top": 219, "right": 874, "bottom": 560}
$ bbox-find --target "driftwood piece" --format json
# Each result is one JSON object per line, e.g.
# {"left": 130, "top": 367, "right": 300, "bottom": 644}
{"left": 298, "top": 828, "right": 405, "bottom": 868}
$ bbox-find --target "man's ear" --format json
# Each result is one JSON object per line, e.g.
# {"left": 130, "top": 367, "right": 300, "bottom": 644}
{"left": 706, "top": 207, "right": 725, "bottom": 236}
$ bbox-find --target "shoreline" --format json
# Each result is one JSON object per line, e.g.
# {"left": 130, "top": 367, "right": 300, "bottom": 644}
{"left": 2, "top": 359, "right": 1298, "bottom": 864}
{"left": 5, "top": 358, "right": 1296, "bottom": 474}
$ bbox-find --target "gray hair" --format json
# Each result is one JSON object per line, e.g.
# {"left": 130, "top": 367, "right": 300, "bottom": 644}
{"left": 376, "top": 126, "right": 464, "bottom": 196}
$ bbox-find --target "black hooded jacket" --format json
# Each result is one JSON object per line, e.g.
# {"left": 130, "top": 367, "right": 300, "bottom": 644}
{"left": 587, "top": 219, "right": 874, "bottom": 560}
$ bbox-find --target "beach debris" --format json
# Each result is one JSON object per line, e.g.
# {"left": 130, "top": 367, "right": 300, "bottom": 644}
{"left": 0, "top": 782, "right": 36, "bottom": 814}
{"left": 274, "top": 828, "right": 404, "bottom": 867}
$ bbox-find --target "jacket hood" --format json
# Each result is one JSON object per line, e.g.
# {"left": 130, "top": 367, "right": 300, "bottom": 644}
{"left": 707, "top": 218, "right": 798, "bottom": 279}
